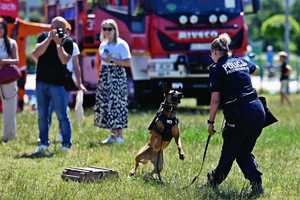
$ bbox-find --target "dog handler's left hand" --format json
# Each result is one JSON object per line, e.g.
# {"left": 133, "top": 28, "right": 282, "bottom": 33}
{"left": 208, "top": 124, "right": 216, "bottom": 136}
{"left": 77, "top": 83, "right": 87, "bottom": 92}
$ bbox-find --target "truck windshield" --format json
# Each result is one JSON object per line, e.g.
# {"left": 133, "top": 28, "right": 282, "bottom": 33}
{"left": 153, "top": 0, "right": 242, "bottom": 15}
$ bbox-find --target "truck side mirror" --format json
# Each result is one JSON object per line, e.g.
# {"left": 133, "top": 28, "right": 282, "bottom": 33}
{"left": 243, "top": 0, "right": 260, "bottom": 15}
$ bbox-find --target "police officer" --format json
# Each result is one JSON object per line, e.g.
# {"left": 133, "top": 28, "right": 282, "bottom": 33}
{"left": 206, "top": 33, "right": 265, "bottom": 197}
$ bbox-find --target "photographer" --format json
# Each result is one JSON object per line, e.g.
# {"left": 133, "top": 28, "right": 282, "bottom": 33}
{"left": 32, "top": 16, "right": 73, "bottom": 155}
{"left": 206, "top": 33, "right": 265, "bottom": 197}
{"left": 48, "top": 23, "right": 86, "bottom": 142}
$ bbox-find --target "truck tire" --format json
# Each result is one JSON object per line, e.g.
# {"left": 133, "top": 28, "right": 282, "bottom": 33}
{"left": 130, "top": 80, "right": 163, "bottom": 108}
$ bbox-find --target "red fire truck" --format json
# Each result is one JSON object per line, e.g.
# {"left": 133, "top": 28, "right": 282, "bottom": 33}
{"left": 0, "top": 0, "right": 51, "bottom": 111}
{"left": 46, "top": 0, "right": 260, "bottom": 106}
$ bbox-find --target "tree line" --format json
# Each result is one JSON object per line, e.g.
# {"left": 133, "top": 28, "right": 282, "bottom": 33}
{"left": 246, "top": 0, "right": 300, "bottom": 53}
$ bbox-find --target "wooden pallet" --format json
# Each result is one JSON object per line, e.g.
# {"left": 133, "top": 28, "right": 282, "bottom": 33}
{"left": 61, "top": 167, "right": 118, "bottom": 182}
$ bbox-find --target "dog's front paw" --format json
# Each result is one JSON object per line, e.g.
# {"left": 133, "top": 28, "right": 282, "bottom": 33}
{"left": 179, "top": 153, "right": 185, "bottom": 160}
{"left": 129, "top": 170, "right": 136, "bottom": 177}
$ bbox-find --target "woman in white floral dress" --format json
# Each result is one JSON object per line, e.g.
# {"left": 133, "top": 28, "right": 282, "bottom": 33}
{"left": 95, "top": 19, "right": 131, "bottom": 144}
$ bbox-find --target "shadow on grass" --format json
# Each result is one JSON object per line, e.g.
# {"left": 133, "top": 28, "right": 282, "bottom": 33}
{"left": 129, "top": 107, "right": 210, "bottom": 115}
{"left": 87, "top": 141, "right": 114, "bottom": 149}
{"left": 82, "top": 106, "right": 210, "bottom": 117}
{"left": 127, "top": 172, "right": 171, "bottom": 187}
{"left": 25, "top": 139, "right": 64, "bottom": 146}
{"left": 15, "top": 151, "right": 54, "bottom": 159}
{"left": 143, "top": 177, "right": 165, "bottom": 185}
{"left": 196, "top": 183, "right": 256, "bottom": 200}
{"left": 14, "top": 144, "right": 70, "bottom": 159}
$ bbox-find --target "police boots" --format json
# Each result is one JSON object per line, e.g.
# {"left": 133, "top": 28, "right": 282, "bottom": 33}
{"left": 249, "top": 181, "right": 264, "bottom": 197}
{"left": 207, "top": 172, "right": 219, "bottom": 192}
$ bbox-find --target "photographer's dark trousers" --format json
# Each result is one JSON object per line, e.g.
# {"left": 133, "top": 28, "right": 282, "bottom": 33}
{"left": 212, "top": 99, "right": 266, "bottom": 185}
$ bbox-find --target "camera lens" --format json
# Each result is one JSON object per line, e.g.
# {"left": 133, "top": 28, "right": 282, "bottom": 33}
{"left": 56, "top": 28, "right": 65, "bottom": 38}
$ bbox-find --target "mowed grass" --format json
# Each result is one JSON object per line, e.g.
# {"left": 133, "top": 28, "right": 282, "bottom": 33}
{"left": 0, "top": 94, "right": 299, "bottom": 200}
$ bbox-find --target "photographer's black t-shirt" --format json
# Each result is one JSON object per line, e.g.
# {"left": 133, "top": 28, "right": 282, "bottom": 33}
{"left": 36, "top": 32, "right": 73, "bottom": 85}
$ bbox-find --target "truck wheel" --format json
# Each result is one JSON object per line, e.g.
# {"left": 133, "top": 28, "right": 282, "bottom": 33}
{"left": 129, "top": 80, "right": 164, "bottom": 108}
{"left": 136, "top": 94, "right": 162, "bottom": 108}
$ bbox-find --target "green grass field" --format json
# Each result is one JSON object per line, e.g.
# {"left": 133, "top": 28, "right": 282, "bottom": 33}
{"left": 0, "top": 94, "right": 299, "bottom": 200}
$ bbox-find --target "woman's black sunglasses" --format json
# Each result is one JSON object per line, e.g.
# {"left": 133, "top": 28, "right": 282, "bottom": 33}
{"left": 102, "top": 27, "right": 114, "bottom": 32}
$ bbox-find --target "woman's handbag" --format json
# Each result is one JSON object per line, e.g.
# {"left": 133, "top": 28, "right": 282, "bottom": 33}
{"left": 0, "top": 64, "right": 22, "bottom": 84}
{"left": 64, "top": 70, "right": 78, "bottom": 91}
{"left": 259, "top": 96, "right": 278, "bottom": 127}
{"left": 75, "top": 90, "right": 84, "bottom": 126}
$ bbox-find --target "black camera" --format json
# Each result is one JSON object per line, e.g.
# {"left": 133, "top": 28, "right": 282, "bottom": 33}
{"left": 56, "top": 28, "right": 65, "bottom": 38}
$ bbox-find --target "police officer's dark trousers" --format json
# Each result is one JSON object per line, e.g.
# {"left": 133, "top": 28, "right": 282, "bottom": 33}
{"left": 212, "top": 99, "right": 266, "bottom": 185}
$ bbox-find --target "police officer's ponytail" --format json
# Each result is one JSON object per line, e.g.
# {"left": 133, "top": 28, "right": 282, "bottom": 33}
{"left": 211, "top": 33, "right": 231, "bottom": 55}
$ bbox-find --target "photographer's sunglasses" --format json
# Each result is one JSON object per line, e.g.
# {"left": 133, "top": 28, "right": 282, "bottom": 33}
{"left": 102, "top": 27, "right": 114, "bottom": 32}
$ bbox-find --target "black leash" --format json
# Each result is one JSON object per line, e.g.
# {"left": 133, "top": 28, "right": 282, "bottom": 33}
{"left": 182, "top": 118, "right": 225, "bottom": 189}
{"left": 182, "top": 134, "right": 212, "bottom": 189}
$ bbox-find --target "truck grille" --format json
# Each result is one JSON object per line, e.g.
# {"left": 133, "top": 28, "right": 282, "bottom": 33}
{"left": 186, "top": 54, "right": 212, "bottom": 74}
{"left": 157, "top": 29, "right": 244, "bottom": 52}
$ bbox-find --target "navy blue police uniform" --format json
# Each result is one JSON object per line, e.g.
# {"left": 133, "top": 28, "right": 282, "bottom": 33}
{"left": 209, "top": 55, "right": 266, "bottom": 185}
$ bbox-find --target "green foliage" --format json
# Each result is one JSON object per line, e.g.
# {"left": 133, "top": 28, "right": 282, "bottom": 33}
{"left": 291, "top": 0, "right": 300, "bottom": 23}
{"left": 29, "top": 11, "right": 45, "bottom": 23}
{"left": 291, "top": 0, "right": 300, "bottom": 53}
{"left": 246, "top": 0, "right": 300, "bottom": 52}
{"left": 245, "top": 0, "right": 284, "bottom": 41}
{"left": 26, "top": 55, "right": 36, "bottom": 74}
{"left": 0, "top": 95, "right": 300, "bottom": 199}
{"left": 18, "top": 10, "right": 26, "bottom": 19}
{"left": 261, "top": 15, "right": 300, "bottom": 52}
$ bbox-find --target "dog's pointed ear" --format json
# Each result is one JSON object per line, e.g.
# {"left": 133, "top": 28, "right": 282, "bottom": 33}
{"left": 159, "top": 82, "right": 170, "bottom": 98}
{"left": 178, "top": 86, "right": 182, "bottom": 91}
{"left": 173, "top": 88, "right": 183, "bottom": 98}
{"left": 177, "top": 90, "right": 184, "bottom": 98}
{"left": 177, "top": 87, "right": 183, "bottom": 94}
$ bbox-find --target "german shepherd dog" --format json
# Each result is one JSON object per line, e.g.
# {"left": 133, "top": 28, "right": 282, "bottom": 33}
{"left": 129, "top": 90, "right": 185, "bottom": 181}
